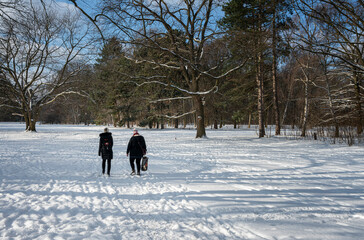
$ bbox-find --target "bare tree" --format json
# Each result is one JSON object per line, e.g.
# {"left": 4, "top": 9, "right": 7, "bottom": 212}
{"left": 0, "top": 0, "right": 93, "bottom": 131}
{"left": 296, "top": 0, "right": 364, "bottom": 134}
{"left": 285, "top": 10, "right": 323, "bottom": 137}
{"left": 70, "top": 0, "right": 247, "bottom": 138}
{"left": 0, "top": 0, "right": 22, "bottom": 21}
{"left": 314, "top": 53, "right": 340, "bottom": 137}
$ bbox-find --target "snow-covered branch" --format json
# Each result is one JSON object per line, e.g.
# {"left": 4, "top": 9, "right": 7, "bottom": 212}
{"left": 158, "top": 110, "right": 196, "bottom": 119}
{"left": 126, "top": 80, "right": 218, "bottom": 96}
{"left": 149, "top": 96, "right": 192, "bottom": 103}
{"left": 124, "top": 56, "right": 180, "bottom": 70}
{"left": 40, "top": 91, "right": 95, "bottom": 106}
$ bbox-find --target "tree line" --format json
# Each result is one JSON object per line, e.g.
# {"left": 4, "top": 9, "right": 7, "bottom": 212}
{"left": 0, "top": 0, "right": 363, "bottom": 140}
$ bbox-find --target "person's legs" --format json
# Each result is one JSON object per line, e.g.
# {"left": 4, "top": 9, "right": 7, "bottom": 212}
{"left": 107, "top": 158, "right": 111, "bottom": 176}
{"left": 136, "top": 157, "right": 141, "bottom": 175}
{"left": 102, "top": 158, "right": 106, "bottom": 174}
{"left": 129, "top": 157, "right": 136, "bottom": 174}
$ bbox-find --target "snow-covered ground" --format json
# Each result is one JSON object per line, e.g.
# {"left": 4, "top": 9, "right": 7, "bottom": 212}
{"left": 0, "top": 122, "right": 363, "bottom": 240}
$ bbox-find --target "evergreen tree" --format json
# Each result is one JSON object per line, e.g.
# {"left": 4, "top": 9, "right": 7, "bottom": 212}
{"left": 94, "top": 37, "right": 137, "bottom": 126}
{"left": 220, "top": 0, "right": 291, "bottom": 137}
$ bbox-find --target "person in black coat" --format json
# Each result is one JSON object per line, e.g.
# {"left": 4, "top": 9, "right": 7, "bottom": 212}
{"left": 126, "top": 128, "right": 147, "bottom": 176}
{"left": 99, "top": 128, "right": 113, "bottom": 176}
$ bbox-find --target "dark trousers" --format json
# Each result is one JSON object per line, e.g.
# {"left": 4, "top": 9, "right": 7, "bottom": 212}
{"left": 102, "top": 158, "right": 111, "bottom": 175}
{"left": 130, "top": 157, "right": 141, "bottom": 173}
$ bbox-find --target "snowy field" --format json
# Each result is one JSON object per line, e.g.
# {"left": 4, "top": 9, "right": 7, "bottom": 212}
{"left": 0, "top": 122, "right": 364, "bottom": 240}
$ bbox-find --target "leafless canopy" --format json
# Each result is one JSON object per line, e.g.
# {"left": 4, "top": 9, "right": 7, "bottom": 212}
{"left": 0, "top": 0, "right": 94, "bottom": 131}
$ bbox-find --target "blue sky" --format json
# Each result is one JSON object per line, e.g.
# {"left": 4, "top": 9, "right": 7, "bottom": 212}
{"left": 56, "top": 0, "right": 98, "bottom": 11}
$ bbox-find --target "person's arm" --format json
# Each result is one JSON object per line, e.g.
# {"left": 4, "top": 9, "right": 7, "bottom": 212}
{"left": 126, "top": 138, "right": 131, "bottom": 156}
{"left": 141, "top": 137, "right": 147, "bottom": 154}
{"left": 98, "top": 137, "right": 102, "bottom": 156}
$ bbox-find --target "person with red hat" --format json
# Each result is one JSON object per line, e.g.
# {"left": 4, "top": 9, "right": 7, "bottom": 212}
{"left": 126, "top": 128, "right": 147, "bottom": 176}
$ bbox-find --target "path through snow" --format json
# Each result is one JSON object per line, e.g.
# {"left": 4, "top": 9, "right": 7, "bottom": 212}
{"left": 0, "top": 123, "right": 364, "bottom": 239}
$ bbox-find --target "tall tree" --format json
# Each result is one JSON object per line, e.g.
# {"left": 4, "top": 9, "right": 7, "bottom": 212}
{"left": 93, "top": 37, "right": 133, "bottom": 126}
{"left": 0, "top": 0, "right": 93, "bottom": 131}
{"left": 271, "top": 0, "right": 291, "bottom": 135}
{"left": 296, "top": 0, "right": 364, "bottom": 134}
{"left": 70, "top": 0, "right": 247, "bottom": 138}
{"left": 221, "top": 0, "right": 291, "bottom": 136}
{"left": 221, "top": 0, "right": 273, "bottom": 137}
{"left": 272, "top": 0, "right": 280, "bottom": 135}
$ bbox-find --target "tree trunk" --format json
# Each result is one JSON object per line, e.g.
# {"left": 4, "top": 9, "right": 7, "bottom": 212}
{"left": 257, "top": 52, "right": 265, "bottom": 138}
{"left": 282, "top": 81, "right": 294, "bottom": 126}
{"left": 272, "top": 0, "right": 281, "bottom": 135}
{"left": 301, "top": 81, "right": 309, "bottom": 137}
{"left": 29, "top": 120, "right": 36, "bottom": 131}
{"left": 248, "top": 112, "right": 252, "bottom": 129}
{"left": 183, "top": 100, "right": 187, "bottom": 128}
{"left": 353, "top": 72, "right": 363, "bottom": 134}
{"left": 193, "top": 95, "right": 206, "bottom": 138}
{"left": 25, "top": 115, "right": 31, "bottom": 131}
{"left": 25, "top": 111, "right": 37, "bottom": 132}
{"left": 291, "top": 100, "right": 296, "bottom": 129}
{"left": 324, "top": 68, "right": 339, "bottom": 138}
{"left": 214, "top": 119, "right": 218, "bottom": 129}
{"left": 256, "top": 1, "right": 265, "bottom": 138}
{"left": 112, "top": 113, "right": 118, "bottom": 127}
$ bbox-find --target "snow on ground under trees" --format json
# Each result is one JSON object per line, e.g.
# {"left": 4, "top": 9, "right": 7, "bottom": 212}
{"left": 0, "top": 123, "right": 363, "bottom": 239}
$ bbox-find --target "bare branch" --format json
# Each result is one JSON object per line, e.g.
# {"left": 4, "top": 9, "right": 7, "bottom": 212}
{"left": 158, "top": 110, "right": 196, "bottom": 119}
{"left": 40, "top": 91, "right": 95, "bottom": 106}
{"left": 149, "top": 96, "right": 192, "bottom": 103}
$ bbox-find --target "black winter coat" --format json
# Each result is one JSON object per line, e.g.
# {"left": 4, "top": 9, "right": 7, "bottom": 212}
{"left": 127, "top": 134, "right": 146, "bottom": 158}
{"left": 99, "top": 132, "right": 113, "bottom": 159}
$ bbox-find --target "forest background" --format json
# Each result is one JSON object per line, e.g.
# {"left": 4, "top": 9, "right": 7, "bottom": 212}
{"left": 0, "top": 0, "right": 363, "bottom": 143}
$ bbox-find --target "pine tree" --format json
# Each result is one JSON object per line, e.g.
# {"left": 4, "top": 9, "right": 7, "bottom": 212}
{"left": 220, "top": 0, "right": 291, "bottom": 137}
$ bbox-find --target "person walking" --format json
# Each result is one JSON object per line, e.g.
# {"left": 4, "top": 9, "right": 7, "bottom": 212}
{"left": 98, "top": 127, "right": 113, "bottom": 177}
{"left": 126, "top": 128, "right": 147, "bottom": 176}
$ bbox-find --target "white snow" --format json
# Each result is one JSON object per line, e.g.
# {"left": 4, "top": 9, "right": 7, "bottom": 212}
{"left": 0, "top": 122, "right": 363, "bottom": 240}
